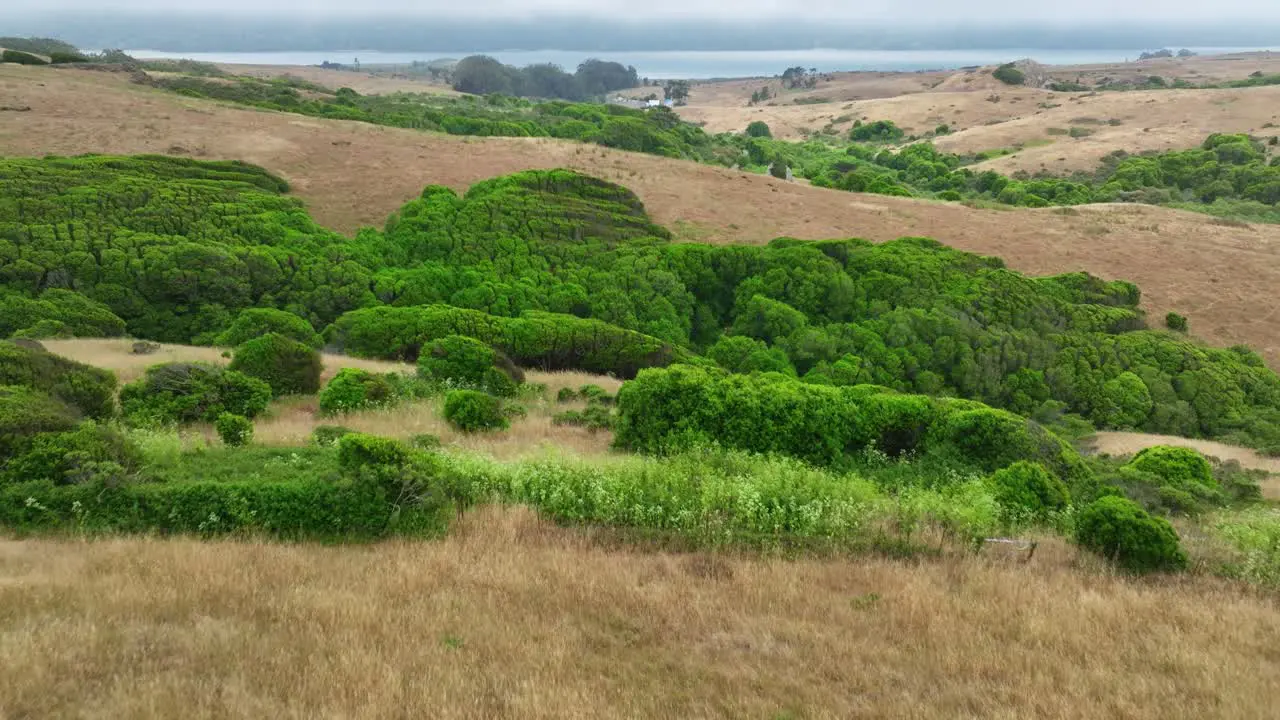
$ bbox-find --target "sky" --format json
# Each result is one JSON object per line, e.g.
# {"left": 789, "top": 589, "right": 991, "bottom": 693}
{"left": 12, "top": 0, "right": 1280, "bottom": 21}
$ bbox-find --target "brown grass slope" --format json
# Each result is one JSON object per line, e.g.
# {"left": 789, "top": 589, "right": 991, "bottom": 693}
{"left": 2, "top": 507, "right": 1279, "bottom": 719}
{"left": 3, "top": 65, "right": 1280, "bottom": 367}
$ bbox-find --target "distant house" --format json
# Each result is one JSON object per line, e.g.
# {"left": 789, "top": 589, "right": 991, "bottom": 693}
{"left": 646, "top": 99, "right": 660, "bottom": 108}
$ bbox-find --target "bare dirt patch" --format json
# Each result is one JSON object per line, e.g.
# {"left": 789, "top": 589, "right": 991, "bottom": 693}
{"left": 5, "top": 66, "right": 1280, "bottom": 368}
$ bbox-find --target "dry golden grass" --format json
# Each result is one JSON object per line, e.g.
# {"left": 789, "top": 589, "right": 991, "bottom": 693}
{"left": 42, "top": 338, "right": 620, "bottom": 459}
{"left": 1, "top": 506, "right": 1278, "bottom": 719}
{"left": 6, "top": 67, "right": 1280, "bottom": 368}
{"left": 254, "top": 395, "right": 614, "bottom": 460}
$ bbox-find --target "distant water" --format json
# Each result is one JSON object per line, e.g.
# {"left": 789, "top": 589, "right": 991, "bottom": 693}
{"left": 124, "top": 47, "right": 1278, "bottom": 79}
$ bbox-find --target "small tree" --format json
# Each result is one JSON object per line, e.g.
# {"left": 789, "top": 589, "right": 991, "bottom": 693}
{"left": 993, "top": 63, "right": 1026, "bottom": 86}
{"left": 745, "top": 121, "right": 772, "bottom": 138}
{"left": 1165, "top": 312, "right": 1188, "bottom": 332}
{"left": 443, "top": 390, "right": 509, "bottom": 433}
{"left": 215, "top": 413, "right": 254, "bottom": 447}
{"left": 1075, "top": 496, "right": 1187, "bottom": 573}
{"left": 229, "top": 333, "right": 323, "bottom": 397}
{"left": 989, "top": 461, "right": 1070, "bottom": 516}
{"left": 663, "top": 80, "right": 690, "bottom": 105}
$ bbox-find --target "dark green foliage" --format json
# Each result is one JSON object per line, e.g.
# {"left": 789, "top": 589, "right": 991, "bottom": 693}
{"left": 1126, "top": 445, "right": 1217, "bottom": 494}
{"left": 993, "top": 64, "right": 1026, "bottom": 86}
{"left": 312, "top": 424, "right": 354, "bottom": 447}
{"left": 337, "top": 433, "right": 411, "bottom": 472}
{"left": 849, "top": 120, "right": 905, "bottom": 143}
{"left": 0, "top": 341, "right": 116, "bottom": 418}
{"left": 1075, "top": 496, "right": 1188, "bottom": 573}
{"left": 318, "top": 368, "right": 396, "bottom": 416}
{"left": 443, "top": 390, "right": 509, "bottom": 432}
{"left": 1, "top": 49, "right": 48, "bottom": 65}
{"left": 613, "top": 364, "right": 1086, "bottom": 476}
{"left": 215, "top": 413, "right": 254, "bottom": 446}
{"left": 2, "top": 420, "right": 140, "bottom": 486}
{"left": 48, "top": 51, "right": 89, "bottom": 64}
{"left": 1165, "top": 312, "right": 1188, "bottom": 332}
{"left": 707, "top": 335, "right": 794, "bottom": 374}
{"left": 119, "top": 363, "right": 271, "bottom": 425}
{"left": 229, "top": 333, "right": 323, "bottom": 397}
{"left": 409, "top": 433, "right": 442, "bottom": 450}
{"left": 0, "top": 290, "right": 126, "bottom": 339}
{"left": 746, "top": 121, "right": 772, "bottom": 138}
{"left": 216, "top": 308, "right": 323, "bottom": 348}
{"left": 329, "top": 305, "right": 682, "bottom": 378}
{"left": 417, "top": 334, "right": 521, "bottom": 396}
{"left": 0, "top": 386, "right": 80, "bottom": 459}
{"left": 553, "top": 404, "right": 614, "bottom": 432}
{"left": 0, "top": 37, "right": 81, "bottom": 56}
{"left": 989, "top": 461, "right": 1070, "bottom": 516}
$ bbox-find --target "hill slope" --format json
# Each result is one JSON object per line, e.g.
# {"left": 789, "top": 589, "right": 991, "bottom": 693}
{"left": 3, "top": 64, "right": 1280, "bottom": 367}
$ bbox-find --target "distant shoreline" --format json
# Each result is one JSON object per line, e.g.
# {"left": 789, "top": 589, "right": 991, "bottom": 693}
{"left": 124, "top": 47, "right": 1280, "bottom": 80}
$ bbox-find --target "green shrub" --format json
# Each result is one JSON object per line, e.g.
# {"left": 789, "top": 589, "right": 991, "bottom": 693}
{"left": 745, "top": 121, "right": 772, "bottom": 138}
{"left": 337, "top": 433, "right": 412, "bottom": 472}
{"left": 993, "top": 63, "right": 1026, "bottom": 86}
{"left": 0, "top": 386, "right": 82, "bottom": 461}
{"left": 409, "top": 433, "right": 442, "bottom": 450}
{"left": 989, "top": 461, "right": 1070, "bottom": 516}
{"left": 215, "top": 413, "right": 254, "bottom": 446}
{"left": 1, "top": 49, "right": 48, "bottom": 65}
{"left": 216, "top": 308, "right": 324, "bottom": 348}
{"left": 119, "top": 363, "right": 271, "bottom": 425}
{"left": 1126, "top": 446, "right": 1217, "bottom": 495}
{"left": 443, "top": 390, "right": 509, "bottom": 433}
{"left": 0, "top": 341, "right": 117, "bottom": 419}
{"left": 312, "top": 425, "right": 354, "bottom": 447}
{"left": 1075, "top": 495, "right": 1187, "bottom": 573}
{"left": 3, "top": 421, "right": 142, "bottom": 486}
{"left": 0, "top": 290, "right": 126, "bottom": 339}
{"left": 417, "top": 334, "right": 521, "bottom": 396}
{"left": 229, "top": 333, "right": 323, "bottom": 397}
{"left": 553, "top": 404, "right": 614, "bottom": 432}
{"left": 1165, "top": 312, "right": 1189, "bottom": 332}
{"left": 48, "top": 51, "right": 89, "bottom": 64}
{"left": 556, "top": 387, "right": 579, "bottom": 402}
{"left": 318, "top": 368, "right": 396, "bottom": 415}
{"left": 614, "top": 365, "right": 1088, "bottom": 476}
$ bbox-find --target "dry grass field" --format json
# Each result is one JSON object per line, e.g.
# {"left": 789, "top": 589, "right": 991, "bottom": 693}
{"left": 40, "top": 339, "right": 620, "bottom": 460}
{"left": 1, "top": 506, "right": 1278, "bottom": 719}
{"left": 5, "top": 65, "right": 1280, "bottom": 368}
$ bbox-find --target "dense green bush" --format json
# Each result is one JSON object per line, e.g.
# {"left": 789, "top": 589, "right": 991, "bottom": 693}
{"left": 0, "top": 290, "right": 126, "bottom": 339}
{"left": 989, "top": 461, "right": 1070, "bottom": 516}
{"left": 216, "top": 308, "right": 324, "bottom": 348}
{"left": 215, "top": 413, "right": 254, "bottom": 446}
{"left": 0, "top": 386, "right": 81, "bottom": 459}
{"left": 3, "top": 421, "right": 141, "bottom": 486}
{"left": 417, "top": 334, "right": 522, "bottom": 396}
{"left": 312, "top": 424, "right": 354, "bottom": 447}
{"left": 443, "top": 390, "right": 509, "bottom": 432}
{"left": 614, "top": 364, "right": 1087, "bottom": 476}
{"left": 318, "top": 368, "right": 396, "bottom": 415}
{"left": 119, "top": 363, "right": 271, "bottom": 425}
{"left": 1123, "top": 445, "right": 1220, "bottom": 506}
{"left": 1, "top": 49, "right": 48, "bottom": 65}
{"left": 993, "top": 63, "right": 1026, "bottom": 85}
{"left": 229, "top": 333, "right": 323, "bottom": 396}
{"left": 1165, "top": 312, "right": 1188, "bottom": 332}
{"left": 0, "top": 341, "right": 117, "bottom": 419}
{"left": 1075, "top": 495, "right": 1188, "bottom": 573}
{"left": 849, "top": 120, "right": 905, "bottom": 143}
{"left": 745, "top": 121, "right": 772, "bottom": 138}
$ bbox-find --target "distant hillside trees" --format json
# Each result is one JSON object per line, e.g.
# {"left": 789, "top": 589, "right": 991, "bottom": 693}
{"left": 781, "top": 66, "right": 819, "bottom": 89}
{"left": 663, "top": 80, "right": 691, "bottom": 105}
{"left": 450, "top": 55, "right": 638, "bottom": 100}
{"left": 993, "top": 63, "right": 1026, "bottom": 86}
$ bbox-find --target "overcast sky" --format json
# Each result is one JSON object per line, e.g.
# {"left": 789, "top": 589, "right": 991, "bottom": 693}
{"left": 14, "top": 0, "right": 1280, "bottom": 20}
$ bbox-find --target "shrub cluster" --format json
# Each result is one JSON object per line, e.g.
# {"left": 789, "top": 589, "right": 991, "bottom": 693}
{"left": 614, "top": 365, "right": 1088, "bottom": 480}
{"left": 229, "top": 333, "right": 323, "bottom": 397}
{"left": 215, "top": 413, "right": 254, "bottom": 446}
{"left": 1075, "top": 495, "right": 1188, "bottom": 573}
{"left": 0, "top": 341, "right": 117, "bottom": 419}
{"left": 216, "top": 308, "right": 324, "bottom": 348}
{"left": 417, "top": 334, "right": 522, "bottom": 396}
{"left": 318, "top": 368, "right": 396, "bottom": 415}
{"left": 443, "top": 390, "right": 509, "bottom": 432}
{"left": 119, "top": 362, "right": 271, "bottom": 425}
